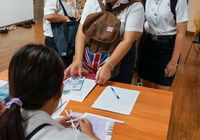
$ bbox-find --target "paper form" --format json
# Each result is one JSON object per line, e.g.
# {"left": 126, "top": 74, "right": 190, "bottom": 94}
{"left": 63, "top": 78, "right": 96, "bottom": 102}
{"left": 91, "top": 86, "right": 140, "bottom": 115}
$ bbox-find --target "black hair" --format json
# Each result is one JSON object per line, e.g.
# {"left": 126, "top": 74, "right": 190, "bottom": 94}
{"left": 0, "top": 44, "right": 65, "bottom": 140}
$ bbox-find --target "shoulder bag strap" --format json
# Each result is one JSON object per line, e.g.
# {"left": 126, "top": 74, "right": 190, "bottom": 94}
{"left": 59, "top": 0, "right": 69, "bottom": 16}
{"left": 25, "top": 123, "right": 51, "bottom": 140}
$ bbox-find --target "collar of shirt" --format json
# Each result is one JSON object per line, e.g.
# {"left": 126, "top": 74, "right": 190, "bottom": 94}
{"left": 21, "top": 109, "right": 64, "bottom": 129}
{"left": 103, "top": 0, "right": 129, "bottom": 9}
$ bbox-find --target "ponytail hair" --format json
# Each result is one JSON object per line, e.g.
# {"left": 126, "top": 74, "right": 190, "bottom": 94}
{"left": 0, "top": 104, "right": 25, "bottom": 140}
{"left": 0, "top": 44, "right": 65, "bottom": 140}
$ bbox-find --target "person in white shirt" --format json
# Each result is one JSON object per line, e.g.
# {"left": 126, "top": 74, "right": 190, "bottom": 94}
{"left": 65, "top": 0, "right": 144, "bottom": 85}
{"left": 43, "top": 0, "right": 80, "bottom": 66}
{"left": 137, "top": 0, "right": 188, "bottom": 90}
{"left": 0, "top": 44, "right": 99, "bottom": 140}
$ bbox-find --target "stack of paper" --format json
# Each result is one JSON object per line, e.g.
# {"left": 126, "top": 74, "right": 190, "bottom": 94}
{"left": 92, "top": 86, "right": 140, "bottom": 115}
{"left": 69, "top": 112, "right": 124, "bottom": 140}
{"left": 52, "top": 77, "right": 96, "bottom": 118}
{"left": 63, "top": 77, "right": 96, "bottom": 102}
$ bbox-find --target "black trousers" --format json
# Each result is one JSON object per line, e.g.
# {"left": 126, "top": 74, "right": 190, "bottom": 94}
{"left": 45, "top": 36, "right": 73, "bottom": 68}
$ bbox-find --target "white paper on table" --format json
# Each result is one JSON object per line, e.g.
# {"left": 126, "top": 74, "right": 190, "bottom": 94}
{"left": 0, "top": 80, "right": 8, "bottom": 87}
{"left": 63, "top": 77, "right": 85, "bottom": 91}
{"left": 63, "top": 78, "right": 96, "bottom": 102}
{"left": 82, "top": 113, "right": 122, "bottom": 140}
{"left": 51, "top": 94, "right": 69, "bottom": 119}
{"left": 91, "top": 86, "right": 140, "bottom": 115}
{"left": 68, "top": 112, "right": 123, "bottom": 140}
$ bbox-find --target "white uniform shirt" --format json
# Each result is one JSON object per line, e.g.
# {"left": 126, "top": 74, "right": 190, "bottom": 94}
{"left": 21, "top": 109, "right": 91, "bottom": 140}
{"left": 43, "top": 0, "right": 76, "bottom": 37}
{"left": 144, "top": 0, "right": 189, "bottom": 35}
{"left": 80, "top": 0, "right": 144, "bottom": 36}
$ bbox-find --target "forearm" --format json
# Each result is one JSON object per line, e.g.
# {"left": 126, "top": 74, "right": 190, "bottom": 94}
{"left": 109, "top": 40, "right": 132, "bottom": 66}
{"left": 44, "top": 14, "right": 69, "bottom": 22}
{"left": 74, "top": 24, "right": 86, "bottom": 62}
{"left": 170, "top": 22, "right": 187, "bottom": 64}
{"left": 170, "top": 33, "right": 186, "bottom": 63}
{"left": 109, "top": 32, "right": 141, "bottom": 67}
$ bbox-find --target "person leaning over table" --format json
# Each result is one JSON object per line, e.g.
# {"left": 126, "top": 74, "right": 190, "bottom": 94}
{"left": 65, "top": 0, "right": 145, "bottom": 85}
{"left": 137, "top": 0, "right": 188, "bottom": 90}
{"left": 43, "top": 0, "right": 80, "bottom": 66}
{"left": 0, "top": 44, "right": 99, "bottom": 140}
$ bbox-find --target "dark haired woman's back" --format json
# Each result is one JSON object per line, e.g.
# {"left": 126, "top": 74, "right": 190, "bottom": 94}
{"left": 0, "top": 44, "right": 98, "bottom": 140}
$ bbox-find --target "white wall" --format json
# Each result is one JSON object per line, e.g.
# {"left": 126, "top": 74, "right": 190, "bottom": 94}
{"left": 188, "top": 0, "right": 200, "bottom": 32}
{"left": 0, "top": 0, "right": 34, "bottom": 27}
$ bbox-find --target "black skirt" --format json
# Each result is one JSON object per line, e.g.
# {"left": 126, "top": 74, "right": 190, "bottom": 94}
{"left": 137, "top": 32, "right": 176, "bottom": 86}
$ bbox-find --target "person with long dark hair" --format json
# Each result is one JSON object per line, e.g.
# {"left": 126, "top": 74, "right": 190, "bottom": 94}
{"left": 0, "top": 44, "right": 99, "bottom": 140}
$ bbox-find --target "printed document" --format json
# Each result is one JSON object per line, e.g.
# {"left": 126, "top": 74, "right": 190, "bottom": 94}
{"left": 92, "top": 86, "right": 140, "bottom": 115}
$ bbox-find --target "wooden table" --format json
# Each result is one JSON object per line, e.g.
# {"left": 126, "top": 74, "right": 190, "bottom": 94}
{"left": 65, "top": 82, "right": 173, "bottom": 140}
{"left": 0, "top": 70, "right": 173, "bottom": 140}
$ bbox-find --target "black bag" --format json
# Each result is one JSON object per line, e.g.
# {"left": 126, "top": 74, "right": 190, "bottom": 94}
{"left": 51, "top": 0, "right": 79, "bottom": 57}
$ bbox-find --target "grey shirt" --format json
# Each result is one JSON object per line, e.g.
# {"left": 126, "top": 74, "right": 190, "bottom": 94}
{"left": 21, "top": 109, "right": 91, "bottom": 140}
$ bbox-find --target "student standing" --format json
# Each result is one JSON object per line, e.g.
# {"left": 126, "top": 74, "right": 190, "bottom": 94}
{"left": 43, "top": 0, "right": 80, "bottom": 66}
{"left": 65, "top": 0, "right": 144, "bottom": 85}
{"left": 0, "top": 44, "right": 99, "bottom": 140}
{"left": 137, "top": 0, "right": 188, "bottom": 90}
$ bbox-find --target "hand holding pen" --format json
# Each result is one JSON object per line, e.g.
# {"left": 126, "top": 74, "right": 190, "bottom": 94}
{"left": 65, "top": 110, "right": 78, "bottom": 130}
{"left": 56, "top": 113, "right": 76, "bottom": 128}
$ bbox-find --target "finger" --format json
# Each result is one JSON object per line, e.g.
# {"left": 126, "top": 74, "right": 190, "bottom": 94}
{"left": 95, "top": 72, "right": 99, "bottom": 82}
{"left": 97, "top": 77, "right": 104, "bottom": 86}
{"left": 78, "top": 66, "right": 82, "bottom": 77}
{"left": 65, "top": 66, "right": 71, "bottom": 77}
{"left": 165, "top": 68, "right": 168, "bottom": 78}
{"left": 169, "top": 70, "right": 175, "bottom": 77}
{"left": 70, "top": 66, "right": 76, "bottom": 77}
{"left": 82, "top": 68, "right": 89, "bottom": 75}
{"left": 82, "top": 118, "right": 90, "bottom": 123}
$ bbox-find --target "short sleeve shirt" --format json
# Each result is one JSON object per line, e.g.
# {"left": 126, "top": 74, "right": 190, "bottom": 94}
{"left": 80, "top": 0, "right": 145, "bottom": 36}
{"left": 43, "top": 0, "right": 76, "bottom": 37}
{"left": 144, "top": 0, "right": 189, "bottom": 35}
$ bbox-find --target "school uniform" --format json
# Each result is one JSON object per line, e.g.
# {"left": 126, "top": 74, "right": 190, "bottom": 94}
{"left": 80, "top": 0, "right": 144, "bottom": 84}
{"left": 21, "top": 109, "right": 91, "bottom": 140}
{"left": 43, "top": 0, "right": 76, "bottom": 66}
{"left": 137, "top": 0, "right": 188, "bottom": 86}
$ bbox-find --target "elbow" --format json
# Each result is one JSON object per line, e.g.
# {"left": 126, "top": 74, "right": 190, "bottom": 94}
{"left": 44, "top": 14, "right": 53, "bottom": 21}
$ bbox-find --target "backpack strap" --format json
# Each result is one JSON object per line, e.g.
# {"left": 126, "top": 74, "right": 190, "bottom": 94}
{"left": 113, "top": 0, "right": 142, "bottom": 14}
{"left": 25, "top": 123, "right": 51, "bottom": 140}
{"left": 170, "top": 0, "right": 178, "bottom": 23}
{"left": 97, "top": 0, "right": 106, "bottom": 11}
{"left": 97, "top": 0, "right": 142, "bottom": 14}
